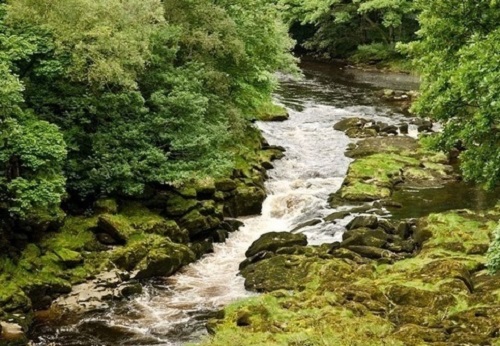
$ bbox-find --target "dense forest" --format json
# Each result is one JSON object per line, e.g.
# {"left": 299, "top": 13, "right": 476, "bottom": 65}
{"left": 0, "top": 0, "right": 499, "bottom": 344}
{"left": 0, "top": 0, "right": 294, "bottom": 227}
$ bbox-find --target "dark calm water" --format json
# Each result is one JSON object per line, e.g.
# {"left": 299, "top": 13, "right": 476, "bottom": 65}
{"left": 30, "top": 61, "right": 498, "bottom": 346}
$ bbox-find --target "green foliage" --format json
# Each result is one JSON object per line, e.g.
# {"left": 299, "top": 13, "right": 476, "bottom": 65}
{"left": 487, "top": 223, "right": 500, "bottom": 273}
{"left": 0, "top": 0, "right": 295, "bottom": 221}
{"left": 403, "top": 0, "right": 500, "bottom": 188}
{"left": 279, "top": 0, "right": 418, "bottom": 59}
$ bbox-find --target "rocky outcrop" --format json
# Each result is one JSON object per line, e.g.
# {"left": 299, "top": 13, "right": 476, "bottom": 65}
{"left": 329, "top": 135, "right": 458, "bottom": 207}
{"left": 206, "top": 207, "right": 500, "bottom": 346}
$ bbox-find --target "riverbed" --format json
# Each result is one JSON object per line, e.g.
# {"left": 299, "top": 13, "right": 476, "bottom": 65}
{"left": 31, "top": 61, "right": 497, "bottom": 346}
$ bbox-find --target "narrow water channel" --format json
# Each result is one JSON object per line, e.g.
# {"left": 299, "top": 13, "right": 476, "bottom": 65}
{"left": 32, "top": 61, "right": 494, "bottom": 345}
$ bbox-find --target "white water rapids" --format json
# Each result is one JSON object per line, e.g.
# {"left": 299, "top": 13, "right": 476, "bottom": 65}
{"left": 36, "top": 61, "right": 420, "bottom": 346}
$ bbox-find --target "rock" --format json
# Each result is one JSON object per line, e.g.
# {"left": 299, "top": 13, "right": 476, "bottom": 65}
{"left": 345, "top": 127, "right": 378, "bottom": 138}
{"left": 0, "top": 322, "right": 26, "bottom": 344}
{"left": 342, "top": 228, "right": 388, "bottom": 248}
{"left": 195, "top": 182, "right": 216, "bottom": 199}
{"left": 347, "top": 246, "right": 399, "bottom": 260}
{"left": 143, "top": 220, "right": 188, "bottom": 244}
{"left": 133, "top": 242, "right": 195, "bottom": 280}
{"left": 96, "top": 232, "right": 117, "bottom": 245}
{"left": 380, "top": 125, "right": 398, "bottom": 135}
{"left": 333, "top": 117, "right": 368, "bottom": 132}
{"left": 97, "top": 214, "right": 132, "bottom": 244}
{"left": 241, "top": 255, "right": 310, "bottom": 292}
{"left": 190, "top": 240, "right": 214, "bottom": 259}
{"left": 346, "top": 215, "right": 378, "bottom": 230}
{"left": 377, "top": 219, "right": 396, "bottom": 233}
{"left": 0, "top": 288, "right": 31, "bottom": 313}
{"left": 110, "top": 241, "right": 149, "bottom": 271}
{"left": 53, "top": 248, "right": 84, "bottom": 268}
{"left": 94, "top": 198, "right": 118, "bottom": 214}
{"left": 225, "top": 186, "right": 266, "bottom": 217}
{"left": 239, "top": 251, "right": 275, "bottom": 271}
{"left": 393, "top": 324, "right": 447, "bottom": 343}
{"left": 397, "top": 221, "right": 414, "bottom": 239}
{"left": 245, "top": 232, "right": 308, "bottom": 258}
{"left": 398, "top": 123, "right": 409, "bottom": 134}
{"left": 345, "top": 137, "right": 419, "bottom": 159}
{"left": 165, "top": 194, "right": 198, "bottom": 217}
{"left": 328, "top": 248, "right": 366, "bottom": 264}
{"left": 215, "top": 178, "right": 238, "bottom": 192}
{"left": 211, "top": 229, "right": 229, "bottom": 243}
{"left": 290, "top": 219, "right": 322, "bottom": 233}
{"left": 119, "top": 282, "right": 143, "bottom": 297}
{"left": 260, "top": 161, "right": 274, "bottom": 170}
{"left": 179, "top": 210, "right": 218, "bottom": 237}
{"left": 176, "top": 187, "right": 197, "bottom": 198}
{"left": 387, "top": 285, "right": 444, "bottom": 308}
{"left": 324, "top": 210, "right": 351, "bottom": 222}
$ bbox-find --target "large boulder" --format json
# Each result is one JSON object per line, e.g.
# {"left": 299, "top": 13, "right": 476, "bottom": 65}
{"left": 179, "top": 210, "right": 220, "bottom": 237}
{"left": 165, "top": 194, "right": 198, "bottom": 217}
{"left": 346, "top": 215, "right": 379, "bottom": 230}
{"left": 245, "top": 232, "right": 308, "bottom": 258}
{"left": 133, "top": 242, "right": 195, "bottom": 280}
{"left": 241, "top": 255, "right": 313, "bottom": 292}
{"left": 341, "top": 228, "right": 388, "bottom": 248}
{"left": 96, "top": 214, "right": 133, "bottom": 244}
{"left": 334, "top": 117, "right": 368, "bottom": 132}
{"left": 225, "top": 186, "right": 266, "bottom": 217}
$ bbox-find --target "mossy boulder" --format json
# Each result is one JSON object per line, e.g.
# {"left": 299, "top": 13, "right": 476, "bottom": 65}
{"left": 346, "top": 215, "right": 379, "bottom": 230}
{"left": 96, "top": 214, "right": 134, "bottom": 244}
{"left": 52, "top": 248, "right": 83, "bottom": 268}
{"left": 0, "top": 286, "right": 31, "bottom": 313}
{"left": 241, "top": 255, "right": 322, "bottom": 292}
{"left": 165, "top": 194, "right": 198, "bottom": 217}
{"left": 225, "top": 186, "right": 266, "bottom": 217}
{"left": 110, "top": 241, "right": 150, "bottom": 271}
{"left": 341, "top": 228, "right": 388, "bottom": 248}
{"left": 245, "top": 232, "right": 307, "bottom": 258}
{"left": 179, "top": 210, "right": 220, "bottom": 238}
{"left": 214, "top": 178, "right": 237, "bottom": 192}
{"left": 133, "top": 242, "right": 195, "bottom": 280}
{"left": 334, "top": 117, "right": 368, "bottom": 132}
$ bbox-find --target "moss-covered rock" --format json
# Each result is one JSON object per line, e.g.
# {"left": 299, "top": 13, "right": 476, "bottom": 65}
{"left": 202, "top": 207, "right": 500, "bottom": 346}
{"left": 96, "top": 214, "right": 134, "bottom": 244}
{"left": 133, "top": 241, "right": 195, "bottom": 280}
{"left": 245, "top": 232, "right": 308, "bottom": 258}
{"left": 224, "top": 186, "right": 266, "bottom": 217}
{"left": 165, "top": 194, "right": 198, "bottom": 217}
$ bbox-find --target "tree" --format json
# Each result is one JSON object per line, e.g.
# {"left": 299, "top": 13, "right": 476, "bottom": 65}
{"left": 0, "top": 4, "right": 66, "bottom": 220}
{"left": 403, "top": 0, "right": 500, "bottom": 188}
{"left": 2, "top": 0, "right": 295, "bottom": 201}
{"left": 279, "top": 0, "right": 418, "bottom": 59}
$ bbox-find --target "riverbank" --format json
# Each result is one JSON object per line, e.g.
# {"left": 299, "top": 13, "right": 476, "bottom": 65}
{"left": 198, "top": 123, "right": 500, "bottom": 345}
{"left": 0, "top": 112, "right": 287, "bottom": 345}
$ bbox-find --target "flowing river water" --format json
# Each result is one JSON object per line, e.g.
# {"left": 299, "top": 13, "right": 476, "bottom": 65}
{"left": 32, "top": 61, "right": 497, "bottom": 345}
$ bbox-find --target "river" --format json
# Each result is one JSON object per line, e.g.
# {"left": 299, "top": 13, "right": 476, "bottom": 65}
{"left": 31, "top": 60, "right": 496, "bottom": 345}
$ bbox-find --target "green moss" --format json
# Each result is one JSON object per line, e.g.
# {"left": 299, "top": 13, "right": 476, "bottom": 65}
{"left": 41, "top": 216, "right": 98, "bottom": 252}
{"left": 254, "top": 102, "right": 288, "bottom": 121}
{"left": 341, "top": 182, "right": 391, "bottom": 201}
{"left": 423, "top": 212, "right": 494, "bottom": 253}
